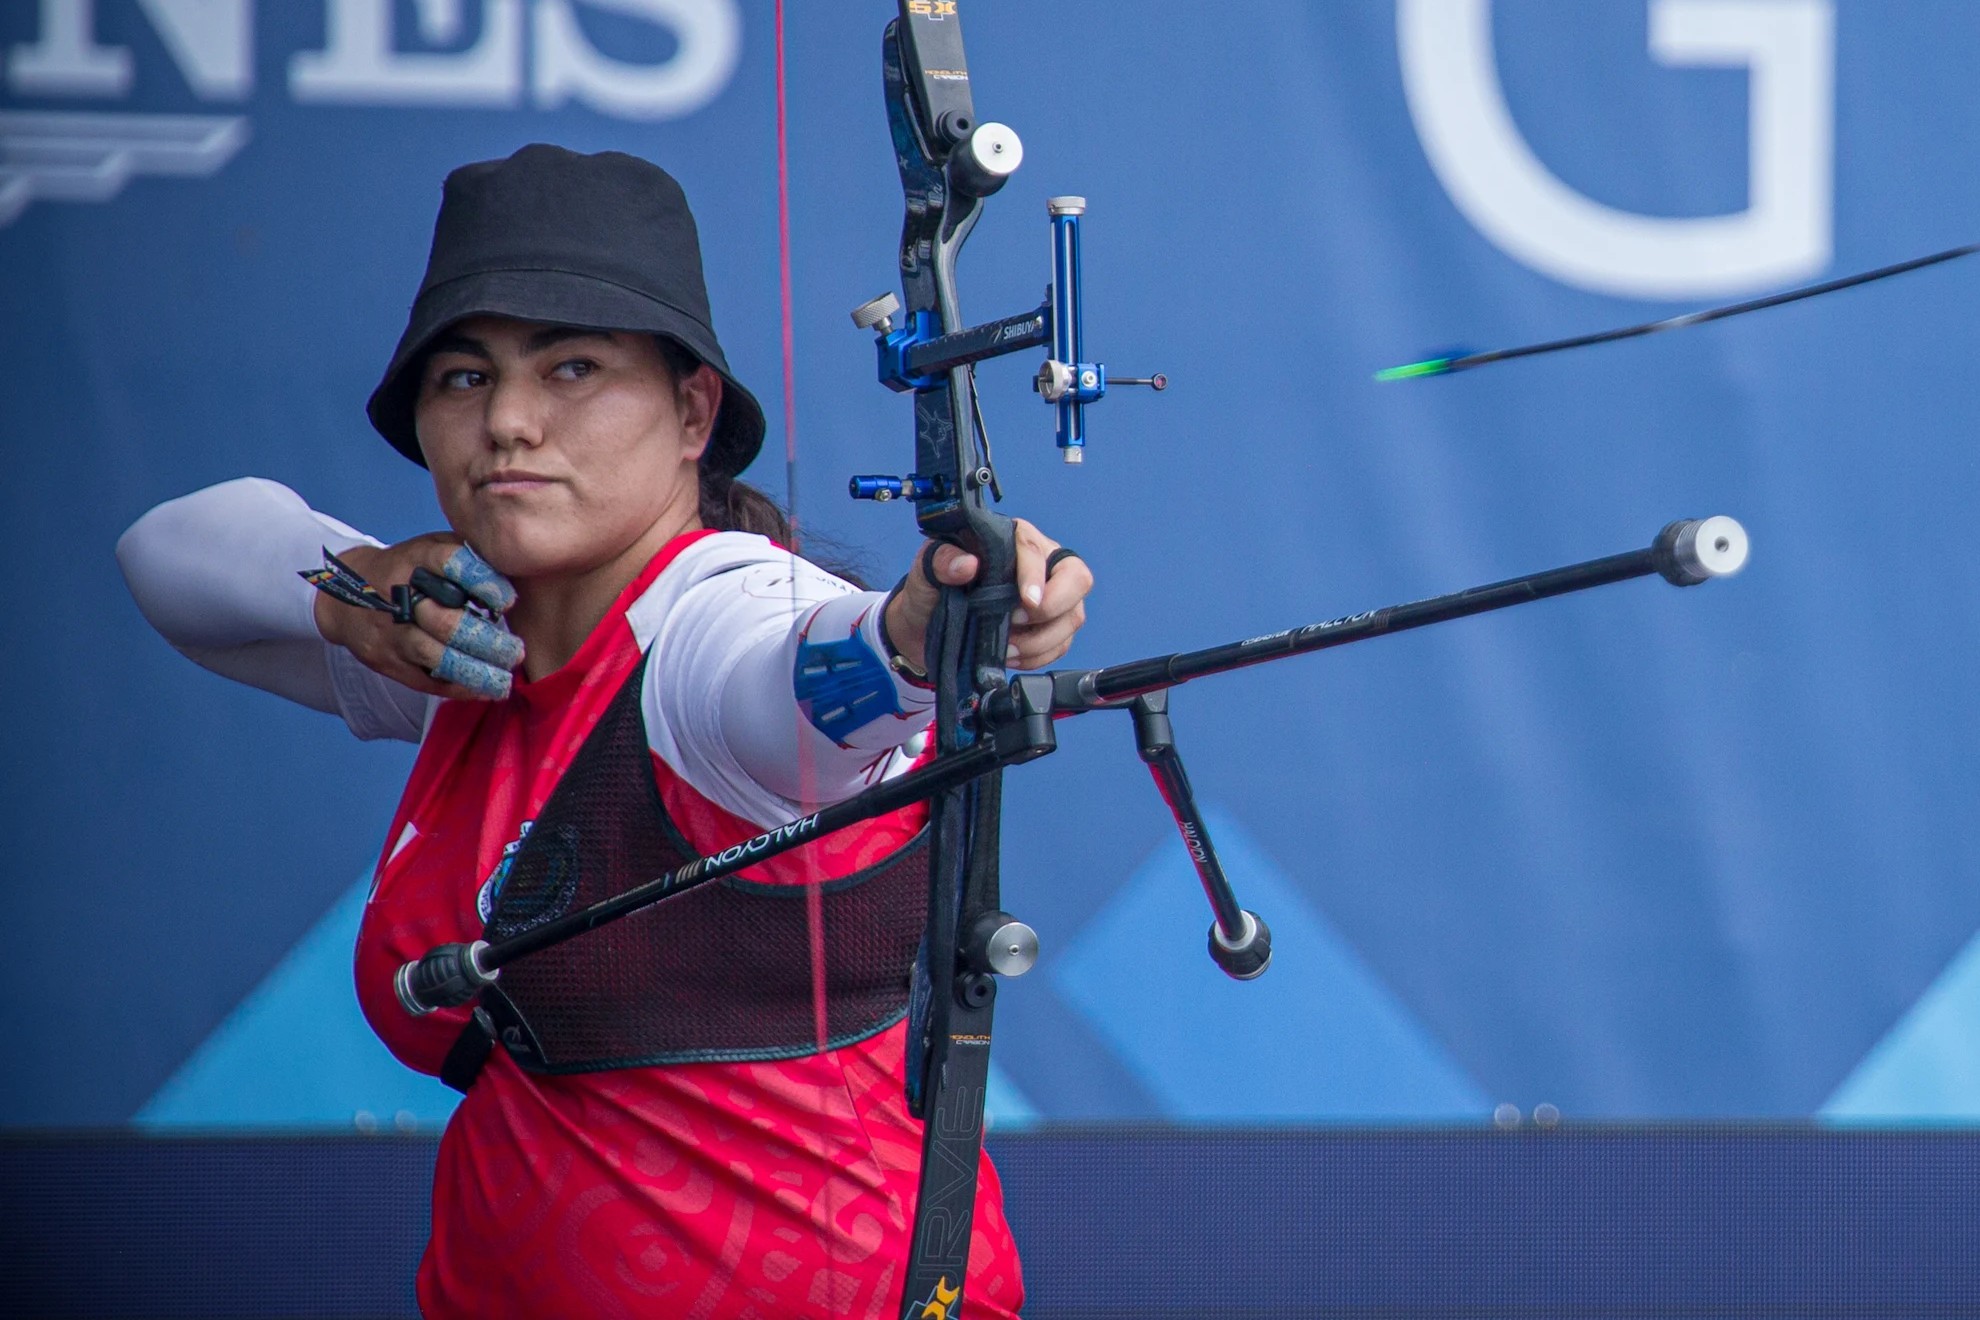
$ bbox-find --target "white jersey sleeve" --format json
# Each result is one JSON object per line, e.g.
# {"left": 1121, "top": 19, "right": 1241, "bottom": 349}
{"left": 116, "top": 477, "right": 435, "bottom": 742}
{"left": 118, "top": 484, "right": 937, "bottom": 821}
{"left": 632, "top": 533, "right": 936, "bottom": 827}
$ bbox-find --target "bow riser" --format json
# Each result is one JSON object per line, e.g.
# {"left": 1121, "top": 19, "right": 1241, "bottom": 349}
{"left": 882, "top": 9, "right": 1019, "bottom": 1315}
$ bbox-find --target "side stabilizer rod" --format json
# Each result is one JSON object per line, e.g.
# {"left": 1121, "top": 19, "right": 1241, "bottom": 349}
{"left": 1130, "top": 690, "right": 1272, "bottom": 980}
{"left": 401, "top": 517, "right": 1747, "bottom": 1014}
{"left": 1052, "top": 517, "right": 1750, "bottom": 710}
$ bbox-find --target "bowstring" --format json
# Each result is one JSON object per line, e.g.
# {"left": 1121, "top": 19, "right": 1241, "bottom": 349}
{"left": 773, "top": 5, "right": 854, "bottom": 1310}
{"left": 771, "top": 0, "right": 828, "bottom": 1052}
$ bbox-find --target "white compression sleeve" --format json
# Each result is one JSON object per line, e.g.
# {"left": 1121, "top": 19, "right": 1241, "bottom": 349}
{"left": 116, "top": 477, "right": 433, "bottom": 741}
{"left": 637, "top": 534, "right": 936, "bottom": 825}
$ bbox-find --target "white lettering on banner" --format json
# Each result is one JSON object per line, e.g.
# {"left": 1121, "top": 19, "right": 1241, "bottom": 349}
{"left": 533, "top": 0, "right": 740, "bottom": 120}
{"left": 6, "top": 0, "right": 741, "bottom": 114}
{"left": 1397, "top": 0, "right": 1834, "bottom": 299}
{"left": 0, "top": 110, "right": 247, "bottom": 225}
{"left": 0, "top": 0, "right": 743, "bottom": 225}
{"left": 291, "top": 0, "right": 524, "bottom": 106}
{"left": 9, "top": 0, "right": 253, "bottom": 100}
{"left": 291, "top": 0, "right": 740, "bottom": 115}
{"left": 8, "top": 0, "right": 128, "bottom": 96}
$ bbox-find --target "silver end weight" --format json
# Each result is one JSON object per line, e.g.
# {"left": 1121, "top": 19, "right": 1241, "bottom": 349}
{"left": 948, "top": 121, "right": 1023, "bottom": 197}
{"left": 965, "top": 911, "right": 1039, "bottom": 977}
{"left": 1654, "top": 516, "right": 1750, "bottom": 585}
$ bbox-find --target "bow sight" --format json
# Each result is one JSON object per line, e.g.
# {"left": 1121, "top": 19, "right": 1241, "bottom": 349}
{"left": 846, "top": 191, "right": 1165, "bottom": 483}
{"left": 845, "top": 22, "right": 1164, "bottom": 503}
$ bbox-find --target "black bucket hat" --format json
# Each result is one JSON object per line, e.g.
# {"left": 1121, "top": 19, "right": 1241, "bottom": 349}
{"left": 366, "top": 144, "right": 766, "bottom": 479}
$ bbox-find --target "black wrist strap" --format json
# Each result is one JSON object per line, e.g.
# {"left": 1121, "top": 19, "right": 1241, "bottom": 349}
{"left": 881, "top": 573, "right": 933, "bottom": 686}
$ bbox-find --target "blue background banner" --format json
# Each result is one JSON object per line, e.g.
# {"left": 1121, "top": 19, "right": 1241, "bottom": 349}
{"left": 7, "top": 0, "right": 1980, "bottom": 1133}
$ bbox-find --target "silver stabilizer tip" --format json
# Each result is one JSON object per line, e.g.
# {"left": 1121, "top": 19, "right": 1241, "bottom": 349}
{"left": 1678, "top": 515, "right": 1749, "bottom": 579}
{"left": 966, "top": 122, "right": 1023, "bottom": 178}
{"left": 983, "top": 920, "right": 1039, "bottom": 977}
{"left": 394, "top": 962, "right": 433, "bottom": 1017}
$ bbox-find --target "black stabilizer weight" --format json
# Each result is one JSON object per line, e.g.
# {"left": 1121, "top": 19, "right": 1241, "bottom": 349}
{"left": 396, "top": 940, "right": 497, "bottom": 1016}
{"left": 1209, "top": 910, "right": 1273, "bottom": 981}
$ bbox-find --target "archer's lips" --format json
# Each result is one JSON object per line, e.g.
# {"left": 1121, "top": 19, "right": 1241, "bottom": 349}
{"left": 478, "top": 470, "right": 560, "bottom": 490}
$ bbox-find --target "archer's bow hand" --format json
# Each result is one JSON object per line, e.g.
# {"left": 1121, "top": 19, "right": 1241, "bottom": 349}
{"left": 882, "top": 518, "right": 1092, "bottom": 674}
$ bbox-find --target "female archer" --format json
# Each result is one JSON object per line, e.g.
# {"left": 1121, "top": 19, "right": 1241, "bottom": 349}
{"left": 118, "top": 143, "right": 1091, "bottom": 1318}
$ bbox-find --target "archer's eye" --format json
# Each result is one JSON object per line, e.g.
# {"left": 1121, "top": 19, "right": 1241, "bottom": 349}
{"left": 552, "top": 358, "right": 597, "bottom": 381}
{"left": 434, "top": 367, "right": 487, "bottom": 391}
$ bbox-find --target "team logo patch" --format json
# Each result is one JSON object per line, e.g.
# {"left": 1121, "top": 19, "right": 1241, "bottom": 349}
{"left": 476, "top": 821, "right": 533, "bottom": 923}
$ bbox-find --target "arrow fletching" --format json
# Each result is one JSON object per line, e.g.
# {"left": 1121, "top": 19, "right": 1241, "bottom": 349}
{"left": 1376, "top": 241, "right": 1980, "bottom": 382}
{"left": 1373, "top": 355, "right": 1460, "bottom": 382}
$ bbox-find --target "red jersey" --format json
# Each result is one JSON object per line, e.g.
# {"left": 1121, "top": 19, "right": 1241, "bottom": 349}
{"left": 354, "top": 531, "right": 1024, "bottom": 1318}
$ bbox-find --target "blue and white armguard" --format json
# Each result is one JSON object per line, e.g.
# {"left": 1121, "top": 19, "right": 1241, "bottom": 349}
{"left": 793, "top": 610, "right": 905, "bottom": 746}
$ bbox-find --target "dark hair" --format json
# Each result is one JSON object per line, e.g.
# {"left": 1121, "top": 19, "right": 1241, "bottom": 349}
{"left": 700, "top": 471, "right": 795, "bottom": 543}
{"left": 649, "top": 336, "right": 794, "bottom": 545}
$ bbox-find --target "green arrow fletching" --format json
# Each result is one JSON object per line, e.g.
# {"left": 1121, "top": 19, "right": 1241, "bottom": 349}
{"left": 1373, "top": 356, "right": 1457, "bottom": 382}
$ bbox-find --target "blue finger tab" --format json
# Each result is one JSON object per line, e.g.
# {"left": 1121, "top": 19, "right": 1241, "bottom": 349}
{"left": 794, "top": 628, "right": 902, "bottom": 746}
{"left": 442, "top": 544, "right": 517, "bottom": 613}
{"left": 446, "top": 613, "right": 525, "bottom": 670}
{"left": 432, "top": 646, "right": 513, "bottom": 700}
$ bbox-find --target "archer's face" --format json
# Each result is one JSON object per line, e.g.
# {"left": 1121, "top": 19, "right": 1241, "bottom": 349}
{"left": 413, "top": 316, "right": 720, "bottom": 583}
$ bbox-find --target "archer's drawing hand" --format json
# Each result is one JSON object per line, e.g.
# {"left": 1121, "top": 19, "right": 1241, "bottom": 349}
{"left": 313, "top": 535, "right": 522, "bottom": 700}
{"left": 883, "top": 518, "right": 1092, "bottom": 674}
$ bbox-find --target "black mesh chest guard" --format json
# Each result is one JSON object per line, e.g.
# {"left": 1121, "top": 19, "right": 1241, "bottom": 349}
{"left": 475, "top": 650, "right": 929, "bottom": 1073}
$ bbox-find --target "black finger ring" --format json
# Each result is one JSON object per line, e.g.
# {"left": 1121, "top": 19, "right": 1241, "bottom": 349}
{"left": 1045, "top": 547, "right": 1081, "bottom": 577}
{"left": 411, "top": 567, "right": 470, "bottom": 610}
{"left": 389, "top": 567, "right": 471, "bottom": 624}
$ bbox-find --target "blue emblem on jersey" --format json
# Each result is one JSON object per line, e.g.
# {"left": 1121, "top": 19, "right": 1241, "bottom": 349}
{"left": 794, "top": 627, "right": 902, "bottom": 745}
{"left": 476, "top": 820, "right": 533, "bottom": 923}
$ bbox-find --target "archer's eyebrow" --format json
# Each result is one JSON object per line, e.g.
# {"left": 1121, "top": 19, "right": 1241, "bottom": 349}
{"left": 425, "top": 333, "right": 489, "bottom": 360}
{"left": 524, "top": 326, "right": 618, "bottom": 353}
{"left": 425, "top": 327, "right": 619, "bottom": 360}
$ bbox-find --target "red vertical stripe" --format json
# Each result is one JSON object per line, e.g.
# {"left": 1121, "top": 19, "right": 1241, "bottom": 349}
{"left": 774, "top": 0, "right": 831, "bottom": 1064}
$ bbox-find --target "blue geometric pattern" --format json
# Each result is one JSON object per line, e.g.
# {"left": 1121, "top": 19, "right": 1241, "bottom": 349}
{"left": 137, "top": 872, "right": 1042, "bottom": 1132}
{"left": 27, "top": 0, "right": 1980, "bottom": 1133}
{"left": 136, "top": 874, "right": 460, "bottom": 1132}
{"left": 1823, "top": 923, "right": 1980, "bottom": 1124}
{"left": 1051, "top": 808, "right": 1492, "bottom": 1121}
